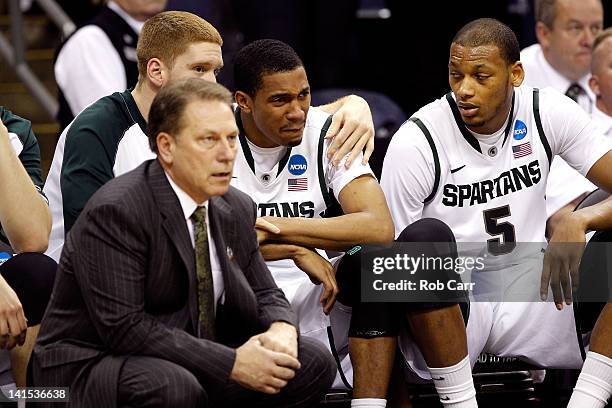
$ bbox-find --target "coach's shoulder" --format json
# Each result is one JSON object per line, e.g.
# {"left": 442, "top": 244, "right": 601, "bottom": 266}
{"left": 217, "top": 186, "right": 257, "bottom": 223}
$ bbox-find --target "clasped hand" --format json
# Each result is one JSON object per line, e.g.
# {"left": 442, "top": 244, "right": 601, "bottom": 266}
{"left": 230, "top": 322, "right": 299, "bottom": 394}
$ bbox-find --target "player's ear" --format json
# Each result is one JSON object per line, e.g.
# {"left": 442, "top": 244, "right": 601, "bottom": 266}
{"left": 147, "top": 58, "right": 165, "bottom": 88}
{"left": 510, "top": 61, "right": 524, "bottom": 88}
{"left": 235, "top": 91, "right": 253, "bottom": 114}
{"left": 589, "top": 75, "right": 601, "bottom": 97}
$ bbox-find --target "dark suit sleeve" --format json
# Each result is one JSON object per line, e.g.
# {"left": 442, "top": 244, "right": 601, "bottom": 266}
{"left": 74, "top": 201, "right": 236, "bottom": 390}
{"left": 240, "top": 197, "right": 298, "bottom": 329}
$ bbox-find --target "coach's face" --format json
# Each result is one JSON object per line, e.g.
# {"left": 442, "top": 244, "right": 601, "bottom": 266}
{"left": 160, "top": 99, "right": 238, "bottom": 203}
{"left": 538, "top": 0, "right": 603, "bottom": 81}
{"left": 166, "top": 41, "right": 223, "bottom": 84}
{"left": 449, "top": 43, "right": 523, "bottom": 135}
{"left": 115, "top": 0, "right": 167, "bottom": 21}
{"left": 241, "top": 67, "right": 310, "bottom": 147}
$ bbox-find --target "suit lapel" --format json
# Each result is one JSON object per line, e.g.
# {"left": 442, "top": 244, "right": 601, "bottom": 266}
{"left": 147, "top": 160, "right": 199, "bottom": 333}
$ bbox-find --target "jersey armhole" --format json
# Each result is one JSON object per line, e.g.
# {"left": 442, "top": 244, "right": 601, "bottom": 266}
{"left": 533, "top": 88, "right": 552, "bottom": 168}
{"left": 318, "top": 115, "right": 334, "bottom": 210}
{"left": 408, "top": 117, "right": 440, "bottom": 204}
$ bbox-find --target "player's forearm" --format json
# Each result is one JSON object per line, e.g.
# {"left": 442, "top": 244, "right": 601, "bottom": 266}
{"left": 546, "top": 194, "right": 587, "bottom": 239}
{"left": 266, "top": 212, "right": 394, "bottom": 251}
{"left": 573, "top": 196, "right": 612, "bottom": 232}
{"left": 259, "top": 242, "right": 309, "bottom": 262}
{"left": 0, "top": 140, "right": 50, "bottom": 252}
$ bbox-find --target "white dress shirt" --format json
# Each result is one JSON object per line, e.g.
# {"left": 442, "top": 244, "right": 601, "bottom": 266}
{"left": 165, "top": 172, "right": 225, "bottom": 313}
{"left": 521, "top": 43, "right": 599, "bottom": 217}
{"left": 54, "top": 1, "right": 144, "bottom": 116}
{"left": 521, "top": 43, "right": 594, "bottom": 113}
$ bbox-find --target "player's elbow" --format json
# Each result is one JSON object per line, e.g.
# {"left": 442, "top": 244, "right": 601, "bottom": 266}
{"left": 369, "top": 214, "right": 395, "bottom": 244}
{"left": 11, "top": 233, "right": 49, "bottom": 253}
{"left": 380, "top": 219, "right": 396, "bottom": 243}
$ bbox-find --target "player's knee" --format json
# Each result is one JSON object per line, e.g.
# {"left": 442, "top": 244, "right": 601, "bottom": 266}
{"left": 349, "top": 302, "right": 401, "bottom": 338}
{"left": 0, "top": 253, "right": 57, "bottom": 325}
{"left": 397, "top": 218, "right": 455, "bottom": 244}
{"left": 336, "top": 246, "right": 363, "bottom": 306}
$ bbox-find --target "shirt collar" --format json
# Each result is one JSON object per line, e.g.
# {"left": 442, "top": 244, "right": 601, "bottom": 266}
{"left": 107, "top": 1, "right": 145, "bottom": 34}
{"left": 164, "top": 171, "right": 208, "bottom": 221}
{"left": 534, "top": 45, "right": 594, "bottom": 101}
{"left": 592, "top": 105, "right": 612, "bottom": 136}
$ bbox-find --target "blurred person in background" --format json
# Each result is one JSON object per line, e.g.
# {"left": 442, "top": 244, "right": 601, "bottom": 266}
{"left": 54, "top": 0, "right": 167, "bottom": 131}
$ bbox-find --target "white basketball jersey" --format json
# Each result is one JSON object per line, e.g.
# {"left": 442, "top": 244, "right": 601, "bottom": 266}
{"left": 415, "top": 86, "right": 551, "bottom": 247}
{"left": 231, "top": 107, "right": 337, "bottom": 300}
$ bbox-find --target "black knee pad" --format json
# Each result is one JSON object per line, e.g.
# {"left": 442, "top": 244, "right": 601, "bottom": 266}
{"left": 1, "top": 253, "right": 57, "bottom": 325}
{"left": 397, "top": 218, "right": 456, "bottom": 245}
{"left": 335, "top": 246, "right": 401, "bottom": 338}
{"left": 336, "top": 246, "right": 361, "bottom": 307}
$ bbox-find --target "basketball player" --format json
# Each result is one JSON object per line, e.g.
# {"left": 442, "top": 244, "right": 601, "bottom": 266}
{"left": 381, "top": 18, "right": 612, "bottom": 408}
{"left": 232, "top": 39, "right": 472, "bottom": 408}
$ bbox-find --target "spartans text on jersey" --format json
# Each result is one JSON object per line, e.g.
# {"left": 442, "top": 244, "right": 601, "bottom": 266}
{"left": 442, "top": 160, "right": 541, "bottom": 207}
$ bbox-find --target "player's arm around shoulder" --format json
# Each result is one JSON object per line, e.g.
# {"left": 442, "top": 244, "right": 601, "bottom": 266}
{"left": 316, "top": 94, "right": 375, "bottom": 168}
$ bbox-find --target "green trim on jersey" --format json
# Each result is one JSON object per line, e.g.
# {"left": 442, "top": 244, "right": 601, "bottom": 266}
{"left": 60, "top": 90, "right": 146, "bottom": 233}
{"left": 409, "top": 117, "right": 441, "bottom": 204}
{"left": 235, "top": 108, "right": 293, "bottom": 177}
{"left": 533, "top": 88, "right": 552, "bottom": 168}
{"left": 317, "top": 115, "right": 334, "bottom": 210}
{"left": 0, "top": 107, "right": 44, "bottom": 193}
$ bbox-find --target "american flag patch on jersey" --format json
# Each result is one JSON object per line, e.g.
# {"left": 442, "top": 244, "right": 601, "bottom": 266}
{"left": 288, "top": 178, "right": 308, "bottom": 191}
{"left": 512, "top": 142, "right": 532, "bottom": 158}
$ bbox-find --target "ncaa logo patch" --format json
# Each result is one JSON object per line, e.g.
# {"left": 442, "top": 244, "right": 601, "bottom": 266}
{"left": 288, "top": 154, "right": 307, "bottom": 175}
{"left": 0, "top": 252, "right": 11, "bottom": 266}
{"left": 513, "top": 120, "right": 528, "bottom": 140}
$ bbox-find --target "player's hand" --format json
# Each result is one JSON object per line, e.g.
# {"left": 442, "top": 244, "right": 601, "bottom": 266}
{"left": 0, "top": 275, "right": 27, "bottom": 349}
{"left": 255, "top": 217, "right": 280, "bottom": 244}
{"left": 256, "top": 322, "right": 298, "bottom": 359}
{"left": 541, "top": 212, "right": 587, "bottom": 310}
{"left": 230, "top": 335, "right": 300, "bottom": 394}
{"left": 293, "top": 247, "right": 338, "bottom": 314}
{"left": 325, "top": 95, "right": 374, "bottom": 168}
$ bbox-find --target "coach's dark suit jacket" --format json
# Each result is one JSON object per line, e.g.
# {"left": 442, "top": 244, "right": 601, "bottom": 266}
{"left": 33, "top": 159, "right": 297, "bottom": 407}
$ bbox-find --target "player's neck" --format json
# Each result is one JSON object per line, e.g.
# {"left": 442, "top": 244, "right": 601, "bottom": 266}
{"left": 239, "top": 110, "right": 281, "bottom": 149}
{"left": 131, "top": 82, "right": 156, "bottom": 123}
{"left": 467, "top": 103, "right": 512, "bottom": 135}
{"left": 596, "top": 98, "right": 612, "bottom": 117}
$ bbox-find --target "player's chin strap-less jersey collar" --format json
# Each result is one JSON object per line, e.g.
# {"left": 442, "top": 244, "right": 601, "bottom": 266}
{"left": 446, "top": 91, "right": 516, "bottom": 155}
{"left": 234, "top": 107, "right": 292, "bottom": 177}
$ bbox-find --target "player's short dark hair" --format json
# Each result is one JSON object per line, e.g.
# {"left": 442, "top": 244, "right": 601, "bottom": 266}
{"left": 147, "top": 78, "right": 233, "bottom": 153}
{"left": 452, "top": 18, "right": 520, "bottom": 65}
{"left": 233, "top": 39, "right": 304, "bottom": 97}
